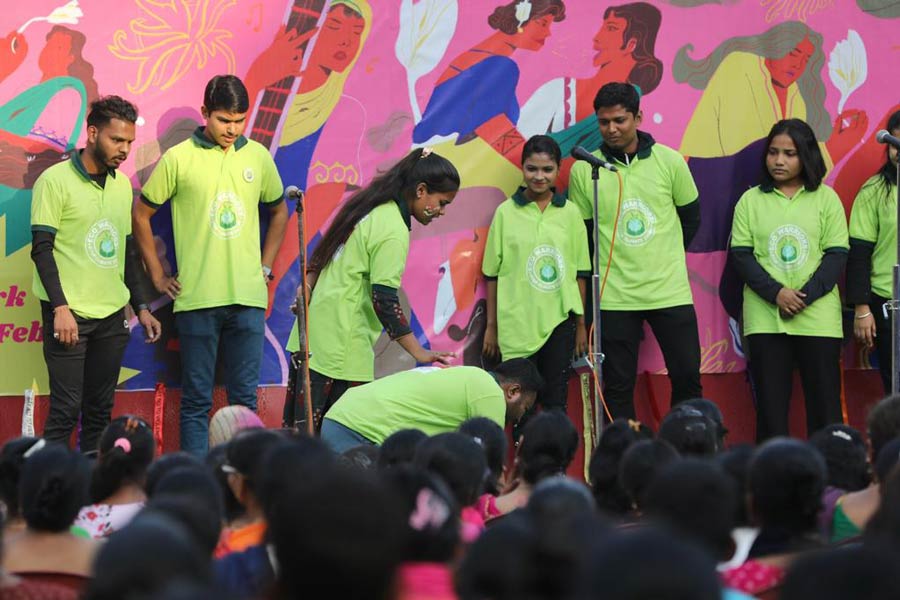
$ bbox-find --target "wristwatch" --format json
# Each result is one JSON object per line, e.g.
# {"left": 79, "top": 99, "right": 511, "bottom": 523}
{"left": 262, "top": 265, "right": 274, "bottom": 281}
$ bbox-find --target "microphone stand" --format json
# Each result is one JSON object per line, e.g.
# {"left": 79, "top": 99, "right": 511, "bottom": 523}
{"left": 890, "top": 160, "right": 900, "bottom": 393}
{"left": 590, "top": 164, "right": 605, "bottom": 435}
{"left": 282, "top": 189, "right": 314, "bottom": 433}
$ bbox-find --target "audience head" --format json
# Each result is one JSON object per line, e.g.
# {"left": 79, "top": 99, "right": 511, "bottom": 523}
{"left": 414, "top": 432, "right": 487, "bottom": 507}
{"left": 382, "top": 466, "right": 460, "bottom": 563}
{"left": 808, "top": 424, "right": 870, "bottom": 491}
{"left": 223, "top": 428, "right": 284, "bottom": 510}
{"left": 748, "top": 437, "right": 825, "bottom": 536}
{"left": 658, "top": 408, "right": 718, "bottom": 457}
{"left": 150, "top": 465, "right": 224, "bottom": 527}
{"left": 780, "top": 546, "right": 900, "bottom": 600}
{"left": 459, "top": 417, "right": 508, "bottom": 495}
{"left": 268, "top": 466, "right": 404, "bottom": 600}
{"left": 678, "top": 398, "right": 728, "bottom": 450}
{"left": 84, "top": 512, "right": 211, "bottom": 600}
{"left": 377, "top": 429, "right": 427, "bottom": 471}
{"left": 493, "top": 359, "right": 544, "bottom": 424}
{"left": 874, "top": 437, "right": 900, "bottom": 483}
{"left": 643, "top": 459, "right": 737, "bottom": 561}
{"left": 517, "top": 411, "right": 578, "bottom": 486}
{"left": 587, "top": 528, "right": 721, "bottom": 600}
{"left": 588, "top": 418, "right": 653, "bottom": 516}
{"left": 208, "top": 405, "right": 264, "bottom": 448}
{"left": 142, "top": 494, "right": 222, "bottom": 556}
{"left": 527, "top": 476, "right": 597, "bottom": 525}
{"left": 0, "top": 437, "right": 44, "bottom": 522}
{"left": 205, "top": 444, "right": 242, "bottom": 523}
{"left": 619, "top": 438, "right": 680, "bottom": 511}
{"left": 90, "top": 415, "right": 155, "bottom": 503}
{"left": 144, "top": 451, "right": 201, "bottom": 496}
{"left": 715, "top": 443, "right": 754, "bottom": 527}
{"left": 867, "top": 394, "right": 900, "bottom": 461}
{"left": 258, "top": 435, "right": 335, "bottom": 521}
{"left": 20, "top": 443, "right": 89, "bottom": 532}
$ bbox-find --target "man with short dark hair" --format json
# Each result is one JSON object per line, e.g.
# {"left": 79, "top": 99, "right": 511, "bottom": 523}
{"left": 320, "top": 358, "right": 544, "bottom": 453}
{"left": 134, "top": 75, "right": 288, "bottom": 455}
{"left": 568, "top": 82, "right": 702, "bottom": 420}
{"left": 31, "top": 95, "right": 161, "bottom": 452}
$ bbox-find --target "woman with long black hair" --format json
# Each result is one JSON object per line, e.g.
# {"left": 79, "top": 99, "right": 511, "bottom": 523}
{"left": 302, "top": 147, "right": 460, "bottom": 424}
{"left": 847, "top": 110, "right": 900, "bottom": 393}
{"left": 730, "top": 118, "right": 848, "bottom": 441}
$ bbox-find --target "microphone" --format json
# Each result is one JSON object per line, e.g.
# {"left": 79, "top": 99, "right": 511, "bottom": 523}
{"left": 876, "top": 130, "right": 900, "bottom": 150}
{"left": 570, "top": 146, "right": 617, "bottom": 172}
{"left": 284, "top": 185, "right": 304, "bottom": 199}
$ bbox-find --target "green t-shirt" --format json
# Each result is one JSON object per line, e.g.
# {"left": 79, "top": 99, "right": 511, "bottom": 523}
{"left": 482, "top": 189, "right": 590, "bottom": 358}
{"left": 568, "top": 141, "right": 698, "bottom": 310}
{"left": 141, "top": 129, "right": 284, "bottom": 312}
{"left": 849, "top": 175, "right": 896, "bottom": 299}
{"left": 31, "top": 152, "right": 131, "bottom": 319}
{"left": 306, "top": 200, "right": 410, "bottom": 382}
{"left": 325, "top": 366, "right": 506, "bottom": 444}
{"left": 731, "top": 184, "right": 849, "bottom": 338}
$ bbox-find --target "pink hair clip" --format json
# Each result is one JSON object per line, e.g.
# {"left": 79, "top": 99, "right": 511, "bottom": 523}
{"left": 408, "top": 488, "right": 450, "bottom": 531}
{"left": 420, "top": 147, "right": 434, "bottom": 159}
{"left": 113, "top": 438, "right": 132, "bottom": 453}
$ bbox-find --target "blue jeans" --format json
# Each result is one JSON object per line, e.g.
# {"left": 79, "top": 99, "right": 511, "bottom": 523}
{"left": 175, "top": 305, "right": 265, "bottom": 456}
{"left": 320, "top": 418, "right": 375, "bottom": 454}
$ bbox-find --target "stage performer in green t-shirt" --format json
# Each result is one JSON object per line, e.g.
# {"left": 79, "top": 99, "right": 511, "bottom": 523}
{"left": 847, "top": 110, "right": 900, "bottom": 394}
{"left": 731, "top": 119, "right": 848, "bottom": 441}
{"left": 482, "top": 135, "right": 590, "bottom": 415}
{"left": 568, "top": 82, "right": 703, "bottom": 420}
{"left": 134, "top": 75, "right": 289, "bottom": 456}
{"left": 303, "top": 147, "right": 460, "bottom": 428}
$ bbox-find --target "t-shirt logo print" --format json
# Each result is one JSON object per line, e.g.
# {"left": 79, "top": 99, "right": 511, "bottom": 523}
{"left": 618, "top": 199, "right": 656, "bottom": 246}
{"left": 526, "top": 245, "right": 565, "bottom": 292}
{"left": 209, "top": 191, "right": 246, "bottom": 239}
{"left": 85, "top": 218, "right": 119, "bottom": 268}
{"left": 768, "top": 225, "right": 810, "bottom": 271}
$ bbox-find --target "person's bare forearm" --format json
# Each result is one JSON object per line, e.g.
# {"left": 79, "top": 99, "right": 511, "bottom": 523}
{"left": 132, "top": 203, "right": 164, "bottom": 280}
{"left": 261, "top": 201, "right": 289, "bottom": 268}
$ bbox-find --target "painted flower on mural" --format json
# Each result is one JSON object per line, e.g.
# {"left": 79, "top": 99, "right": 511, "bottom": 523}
{"left": 108, "top": 0, "right": 237, "bottom": 94}
{"left": 760, "top": 0, "right": 833, "bottom": 22}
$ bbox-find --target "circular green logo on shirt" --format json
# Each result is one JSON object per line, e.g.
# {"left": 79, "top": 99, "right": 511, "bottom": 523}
{"left": 768, "top": 225, "right": 810, "bottom": 271}
{"left": 526, "top": 245, "right": 565, "bottom": 292}
{"left": 209, "top": 191, "right": 246, "bottom": 239}
{"left": 85, "top": 219, "right": 119, "bottom": 268}
{"left": 618, "top": 199, "right": 656, "bottom": 246}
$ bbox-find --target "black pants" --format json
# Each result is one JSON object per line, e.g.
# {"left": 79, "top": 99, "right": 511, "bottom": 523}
{"left": 600, "top": 304, "right": 703, "bottom": 420}
{"left": 747, "top": 333, "right": 842, "bottom": 442}
{"left": 525, "top": 315, "right": 576, "bottom": 412}
{"left": 41, "top": 302, "right": 130, "bottom": 453}
{"left": 309, "top": 369, "right": 354, "bottom": 434}
{"left": 871, "top": 293, "right": 893, "bottom": 394}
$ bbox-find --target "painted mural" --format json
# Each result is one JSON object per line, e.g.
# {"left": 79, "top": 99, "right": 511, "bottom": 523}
{"left": 0, "top": 0, "right": 896, "bottom": 394}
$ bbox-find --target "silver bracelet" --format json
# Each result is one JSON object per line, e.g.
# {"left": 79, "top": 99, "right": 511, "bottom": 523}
{"left": 855, "top": 312, "right": 872, "bottom": 320}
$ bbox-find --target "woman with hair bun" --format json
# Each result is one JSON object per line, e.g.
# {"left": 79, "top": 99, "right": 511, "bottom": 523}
{"left": 72, "top": 416, "right": 155, "bottom": 539}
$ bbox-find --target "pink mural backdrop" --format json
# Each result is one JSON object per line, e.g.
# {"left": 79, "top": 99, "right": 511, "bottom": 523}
{"left": 0, "top": 0, "right": 897, "bottom": 395}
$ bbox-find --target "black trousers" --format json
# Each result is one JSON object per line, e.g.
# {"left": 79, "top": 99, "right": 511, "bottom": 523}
{"left": 526, "top": 315, "right": 577, "bottom": 412}
{"left": 40, "top": 302, "right": 130, "bottom": 453}
{"left": 871, "top": 293, "right": 893, "bottom": 394}
{"left": 600, "top": 304, "right": 703, "bottom": 420}
{"left": 309, "top": 369, "right": 354, "bottom": 434}
{"left": 747, "top": 333, "right": 842, "bottom": 442}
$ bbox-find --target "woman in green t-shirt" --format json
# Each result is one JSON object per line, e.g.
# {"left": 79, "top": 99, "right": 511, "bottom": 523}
{"left": 482, "top": 135, "right": 590, "bottom": 413}
{"left": 847, "top": 110, "right": 900, "bottom": 394}
{"left": 730, "top": 119, "right": 848, "bottom": 441}
{"left": 303, "top": 147, "right": 461, "bottom": 428}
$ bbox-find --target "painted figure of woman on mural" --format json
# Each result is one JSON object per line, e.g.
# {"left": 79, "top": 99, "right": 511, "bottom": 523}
{"left": 674, "top": 21, "right": 866, "bottom": 165}
{"left": 519, "top": 2, "right": 662, "bottom": 141}
{"left": 412, "top": 0, "right": 566, "bottom": 149}
{"left": 37, "top": 26, "right": 99, "bottom": 104}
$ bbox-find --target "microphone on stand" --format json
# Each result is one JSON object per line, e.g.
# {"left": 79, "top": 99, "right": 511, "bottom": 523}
{"left": 876, "top": 129, "right": 900, "bottom": 150}
{"left": 284, "top": 185, "right": 304, "bottom": 199}
{"left": 571, "top": 146, "right": 618, "bottom": 172}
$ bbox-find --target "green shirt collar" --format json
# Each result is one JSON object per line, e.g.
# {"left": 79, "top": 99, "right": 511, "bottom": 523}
{"left": 511, "top": 186, "right": 566, "bottom": 207}
{"left": 70, "top": 150, "right": 117, "bottom": 182}
{"left": 192, "top": 126, "right": 249, "bottom": 151}
{"left": 599, "top": 130, "right": 655, "bottom": 165}
{"left": 394, "top": 198, "right": 412, "bottom": 230}
{"left": 759, "top": 182, "right": 811, "bottom": 197}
